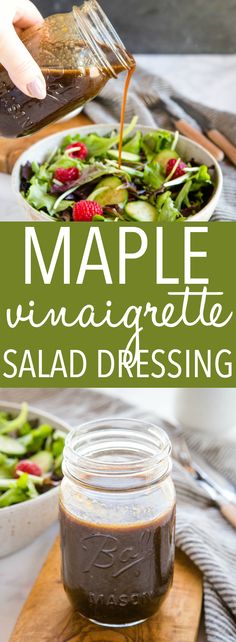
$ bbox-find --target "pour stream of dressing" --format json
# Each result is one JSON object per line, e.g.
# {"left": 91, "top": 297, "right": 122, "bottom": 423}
{"left": 118, "top": 65, "right": 136, "bottom": 167}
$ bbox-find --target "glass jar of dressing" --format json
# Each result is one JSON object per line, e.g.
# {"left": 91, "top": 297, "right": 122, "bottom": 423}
{"left": 60, "top": 418, "right": 176, "bottom": 628}
{"left": 0, "top": 0, "right": 135, "bottom": 138}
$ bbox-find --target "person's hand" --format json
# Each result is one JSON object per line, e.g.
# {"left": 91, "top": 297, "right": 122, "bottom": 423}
{"left": 0, "top": 0, "right": 46, "bottom": 99}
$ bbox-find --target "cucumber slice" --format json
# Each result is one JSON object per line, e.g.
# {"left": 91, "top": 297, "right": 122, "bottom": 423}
{"left": 0, "top": 435, "right": 26, "bottom": 456}
{"left": 30, "top": 451, "right": 53, "bottom": 473}
{"left": 155, "top": 149, "right": 179, "bottom": 170}
{"left": 88, "top": 176, "right": 128, "bottom": 208}
{"left": 107, "top": 150, "right": 140, "bottom": 163}
{"left": 125, "top": 200, "right": 157, "bottom": 222}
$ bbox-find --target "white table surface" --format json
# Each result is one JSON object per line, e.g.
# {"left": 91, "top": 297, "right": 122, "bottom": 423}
{"left": 1, "top": 53, "right": 234, "bottom": 640}
{"left": 1, "top": 54, "right": 236, "bottom": 222}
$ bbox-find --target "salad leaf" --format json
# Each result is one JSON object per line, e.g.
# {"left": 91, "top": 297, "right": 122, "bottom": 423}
{"left": 175, "top": 180, "right": 192, "bottom": 211}
{"left": 31, "top": 160, "right": 40, "bottom": 174}
{"left": 192, "top": 164, "right": 211, "bottom": 183}
{"left": 143, "top": 161, "right": 164, "bottom": 190}
{"left": 52, "top": 436, "right": 65, "bottom": 458}
{"left": 0, "top": 486, "right": 26, "bottom": 507}
{"left": 50, "top": 156, "right": 83, "bottom": 172}
{"left": 26, "top": 180, "right": 73, "bottom": 216}
{"left": 21, "top": 161, "right": 33, "bottom": 182}
{"left": 93, "top": 213, "right": 105, "bottom": 221}
{"left": 156, "top": 191, "right": 181, "bottom": 222}
{"left": 0, "top": 473, "right": 38, "bottom": 508}
{"left": 142, "top": 130, "right": 175, "bottom": 160}
{"left": 0, "top": 404, "right": 65, "bottom": 509}
{"left": 103, "top": 160, "right": 143, "bottom": 179}
{"left": 54, "top": 453, "right": 63, "bottom": 477}
{"left": 0, "top": 412, "right": 8, "bottom": 423}
{"left": 0, "top": 454, "right": 17, "bottom": 479}
{"left": 19, "top": 422, "right": 32, "bottom": 436}
{"left": 61, "top": 117, "right": 138, "bottom": 159}
{"left": 82, "top": 133, "right": 118, "bottom": 158}
{"left": 33, "top": 163, "right": 53, "bottom": 183}
{"left": 30, "top": 160, "right": 55, "bottom": 183}
{"left": 26, "top": 180, "right": 57, "bottom": 214}
{"left": 53, "top": 199, "right": 75, "bottom": 214}
{"left": 20, "top": 119, "right": 215, "bottom": 221}
{"left": 19, "top": 424, "right": 53, "bottom": 453}
{"left": 0, "top": 402, "right": 28, "bottom": 435}
{"left": 123, "top": 131, "right": 142, "bottom": 154}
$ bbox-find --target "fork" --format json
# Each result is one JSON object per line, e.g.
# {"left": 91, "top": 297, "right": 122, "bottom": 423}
{"left": 156, "top": 416, "right": 236, "bottom": 529}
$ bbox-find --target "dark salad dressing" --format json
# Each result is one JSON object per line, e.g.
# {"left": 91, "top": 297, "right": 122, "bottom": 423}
{"left": 0, "top": 52, "right": 133, "bottom": 139}
{"left": 0, "top": 65, "right": 110, "bottom": 138}
{"left": 0, "top": 12, "right": 135, "bottom": 139}
{"left": 60, "top": 503, "right": 175, "bottom": 625}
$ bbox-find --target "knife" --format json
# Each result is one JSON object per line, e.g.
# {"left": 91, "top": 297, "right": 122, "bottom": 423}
{"left": 172, "top": 95, "right": 236, "bottom": 166}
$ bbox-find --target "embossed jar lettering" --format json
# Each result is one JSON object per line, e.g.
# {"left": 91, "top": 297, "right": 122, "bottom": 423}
{"left": 60, "top": 418, "right": 176, "bottom": 627}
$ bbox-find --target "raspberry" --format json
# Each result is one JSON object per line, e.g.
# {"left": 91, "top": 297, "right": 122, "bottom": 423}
{"left": 65, "top": 142, "right": 88, "bottom": 160}
{"left": 73, "top": 200, "right": 103, "bottom": 222}
{"left": 166, "top": 158, "right": 187, "bottom": 179}
{"left": 54, "top": 167, "right": 79, "bottom": 183}
{"left": 15, "top": 460, "right": 42, "bottom": 477}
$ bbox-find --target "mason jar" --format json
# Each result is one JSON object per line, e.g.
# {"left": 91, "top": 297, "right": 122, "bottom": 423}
{"left": 0, "top": 0, "right": 135, "bottom": 137}
{"left": 59, "top": 418, "right": 176, "bottom": 627}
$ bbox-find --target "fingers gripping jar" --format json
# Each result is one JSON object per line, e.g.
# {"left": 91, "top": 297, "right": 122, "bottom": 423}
{"left": 60, "top": 418, "right": 176, "bottom": 627}
{"left": 0, "top": 1, "right": 135, "bottom": 137}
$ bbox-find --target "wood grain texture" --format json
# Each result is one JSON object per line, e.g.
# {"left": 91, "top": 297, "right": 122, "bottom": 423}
{"left": 207, "top": 129, "right": 236, "bottom": 166}
{"left": 220, "top": 502, "right": 236, "bottom": 529}
{"left": 10, "top": 538, "right": 202, "bottom": 642}
{"left": 174, "top": 119, "right": 224, "bottom": 161}
{"left": 0, "top": 113, "right": 92, "bottom": 174}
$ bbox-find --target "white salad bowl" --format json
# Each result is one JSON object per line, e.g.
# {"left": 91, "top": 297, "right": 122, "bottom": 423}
{"left": 12, "top": 124, "right": 223, "bottom": 222}
{"left": 0, "top": 401, "right": 70, "bottom": 558}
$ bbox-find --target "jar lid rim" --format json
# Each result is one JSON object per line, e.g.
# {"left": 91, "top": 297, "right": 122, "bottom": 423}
{"left": 64, "top": 417, "right": 172, "bottom": 481}
{"left": 72, "top": 1, "right": 135, "bottom": 76}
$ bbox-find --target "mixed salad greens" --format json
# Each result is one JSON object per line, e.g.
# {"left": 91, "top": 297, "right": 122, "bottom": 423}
{"left": 0, "top": 403, "right": 65, "bottom": 508}
{"left": 20, "top": 117, "right": 215, "bottom": 222}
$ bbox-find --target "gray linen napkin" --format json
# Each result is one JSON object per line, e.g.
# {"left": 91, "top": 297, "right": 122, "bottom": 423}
{"left": 1, "top": 388, "right": 236, "bottom": 642}
{"left": 83, "top": 66, "right": 236, "bottom": 221}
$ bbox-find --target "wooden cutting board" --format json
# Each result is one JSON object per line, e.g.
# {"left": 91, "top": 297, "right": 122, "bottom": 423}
{"left": 0, "top": 113, "right": 92, "bottom": 174}
{"left": 9, "top": 538, "right": 202, "bottom": 642}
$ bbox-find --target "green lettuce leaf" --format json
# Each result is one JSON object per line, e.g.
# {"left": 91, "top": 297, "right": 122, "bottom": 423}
{"left": 175, "top": 180, "right": 192, "bottom": 211}
{"left": 0, "top": 473, "right": 38, "bottom": 508}
{"left": 123, "top": 131, "right": 142, "bottom": 154}
{"left": 26, "top": 180, "right": 73, "bottom": 216}
{"left": 0, "top": 402, "right": 28, "bottom": 435}
{"left": 0, "top": 453, "right": 17, "bottom": 479}
{"left": 31, "top": 162, "right": 52, "bottom": 182}
{"left": 50, "top": 156, "right": 84, "bottom": 172}
{"left": 156, "top": 191, "right": 181, "bottom": 222}
{"left": 52, "top": 436, "right": 65, "bottom": 458}
{"left": 192, "top": 164, "right": 211, "bottom": 184}
{"left": 19, "top": 424, "right": 53, "bottom": 453}
{"left": 143, "top": 161, "right": 164, "bottom": 189}
{"left": 142, "top": 130, "right": 175, "bottom": 161}
{"left": 61, "top": 117, "right": 138, "bottom": 159}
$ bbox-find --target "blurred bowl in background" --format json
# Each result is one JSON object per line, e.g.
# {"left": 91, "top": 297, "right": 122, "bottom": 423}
{"left": 0, "top": 402, "right": 70, "bottom": 558}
